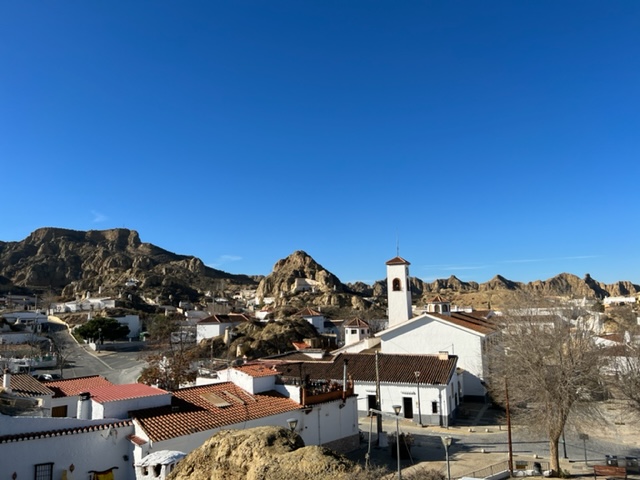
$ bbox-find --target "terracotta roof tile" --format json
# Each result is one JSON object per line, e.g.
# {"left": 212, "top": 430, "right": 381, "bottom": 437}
{"left": 344, "top": 318, "right": 370, "bottom": 328}
{"left": 1, "top": 374, "right": 54, "bottom": 397}
{"left": 127, "top": 434, "right": 148, "bottom": 446}
{"left": 132, "top": 382, "right": 300, "bottom": 442}
{"left": 197, "top": 313, "right": 252, "bottom": 325}
{"left": 233, "top": 364, "right": 278, "bottom": 378}
{"left": 44, "top": 376, "right": 114, "bottom": 398}
{"left": 89, "top": 384, "right": 169, "bottom": 403}
{"left": 296, "top": 307, "right": 323, "bottom": 317}
{"left": 277, "top": 353, "right": 457, "bottom": 385}
{"left": 0, "top": 420, "right": 132, "bottom": 444}
{"left": 430, "top": 312, "right": 497, "bottom": 335}
{"left": 385, "top": 256, "right": 410, "bottom": 265}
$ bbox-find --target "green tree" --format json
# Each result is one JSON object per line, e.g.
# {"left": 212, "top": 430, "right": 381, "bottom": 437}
{"left": 75, "top": 317, "right": 130, "bottom": 342}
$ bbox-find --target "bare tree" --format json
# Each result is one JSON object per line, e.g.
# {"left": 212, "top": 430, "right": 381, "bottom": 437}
{"left": 46, "top": 330, "right": 74, "bottom": 378}
{"left": 486, "top": 293, "right": 607, "bottom": 473}
{"left": 138, "top": 314, "right": 198, "bottom": 391}
{"left": 612, "top": 343, "right": 640, "bottom": 416}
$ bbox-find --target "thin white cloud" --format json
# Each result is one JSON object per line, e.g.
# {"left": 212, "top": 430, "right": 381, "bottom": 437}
{"left": 500, "top": 255, "right": 599, "bottom": 264}
{"left": 208, "top": 255, "right": 243, "bottom": 268}
{"left": 91, "top": 210, "right": 107, "bottom": 223}
{"left": 421, "top": 264, "right": 488, "bottom": 271}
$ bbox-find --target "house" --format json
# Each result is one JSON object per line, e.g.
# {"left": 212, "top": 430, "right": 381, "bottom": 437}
{"left": 129, "top": 363, "right": 359, "bottom": 464}
{"left": 195, "top": 313, "right": 252, "bottom": 343}
{"left": 296, "top": 307, "right": 327, "bottom": 333}
{"left": 261, "top": 352, "right": 461, "bottom": 427}
{"left": 376, "top": 310, "right": 496, "bottom": 399}
{"left": 46, "top": 375, "right": 115, "bottom": 417}
{"left": 343, "top": 318, "right": 370, "bottom": 346}
{"left": 1, "top": 372, "right": 54, "bottom": 415}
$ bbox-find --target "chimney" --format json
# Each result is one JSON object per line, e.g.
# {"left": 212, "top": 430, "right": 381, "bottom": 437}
{"left": 77, "top": 392, "right": 92, "bottom": 419}
{"left": 437, "top": 351, "right": 449, "bottom": 361}
{"left": 2, "top": 369, "right": 11, "bottom": 392}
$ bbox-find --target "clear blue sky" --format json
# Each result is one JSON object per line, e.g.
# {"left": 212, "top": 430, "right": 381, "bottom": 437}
{"left": 2, "top": 2, "right": 639, "bottom": 286}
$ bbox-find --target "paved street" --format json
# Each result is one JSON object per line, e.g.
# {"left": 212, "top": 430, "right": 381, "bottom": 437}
{"left": 33, "top": 318, "right": 148, "bottom": 384}
{"left": 350, "top": 404, "right": 640, "bottom": 479}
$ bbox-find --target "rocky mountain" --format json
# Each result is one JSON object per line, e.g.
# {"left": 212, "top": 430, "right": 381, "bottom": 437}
{"left": 0, "top": 228, "right": 638, "bottom": 313}
{"left": 167, "top": 426, "right": 371, "bottom": 480}
{"left": 0, "top": 227, "right": 257, "bottom": 304}
{"left": 255, "top": 251, "right": 378, "bottom": 317}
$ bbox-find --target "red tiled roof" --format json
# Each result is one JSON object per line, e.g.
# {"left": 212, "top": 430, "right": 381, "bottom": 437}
{"left": 90, "top": 384, "right": 169, "bottom": 404}
{"left": 428, "top": 295, "right": 449, "bottom": 303}
{"left": 127, "top": 434, "right": 148, "bottom": 446}
{"left": 430, "top": 312, "right": 497, "bottom": 335}
{"left": 277, "top": 353, "right": 457, "bottom": 385}
{"left": 296, "top": 307, "right": 323, "bottom": 317}
{"left": 44, "top": 376, "right": 114, "bottom": 398}
{"left": 344, "top": 318, "right": 370, "bottom": 328}
{"left": 292, "top": 341, "right": 311, "bottom": 350}
{"left": 1, "top": 374, "right": 54, "bottom": 397}
{"left": 132, "top": 382, "right": 301, "bottom": 442}
{"left": 233, "top": 364, "right": 278, "bottom": 378}
{"left": 0, "top": 420, "right": 132, "bottom": 444}
{"left": 197, "top": 313, "right": 252, "bottom": 325}
{"left": 385, "top": 256, "right": 410, "bottom": 265}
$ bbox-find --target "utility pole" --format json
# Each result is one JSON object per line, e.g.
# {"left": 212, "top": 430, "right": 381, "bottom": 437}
{"left": 505, "top": 377, "right": 514, "bottom": 473}
{"left": 375, "top": 351, "right": 382, "bottom": 444}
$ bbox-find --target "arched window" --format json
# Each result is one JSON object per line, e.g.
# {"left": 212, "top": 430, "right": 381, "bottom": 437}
{"left": 392, "top": 278, "right": 401, "bottom": 291}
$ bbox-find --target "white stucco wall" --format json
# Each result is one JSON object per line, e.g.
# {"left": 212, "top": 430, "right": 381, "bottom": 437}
{"left": 0, "top": 421, "right": 135, "bottom": 480}
{"left": 97, "top": 394, "right": 172, "bottom": 419}
{"left": 115, "top": 315, "right": 142, "bottom": 338}
{"left": 386, "top": 263, "right": 412, "bottom": 327}
{"left": 356, "top": 380, "right": 458, "bottom": 426}
{"left": 380, "top": 315, "right": 487, "bottom": 397}
{"left": 142, "top": 397, "right": 358, "bottom": 458}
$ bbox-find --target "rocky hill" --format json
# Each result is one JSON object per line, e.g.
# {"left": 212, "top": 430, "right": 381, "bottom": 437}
{"left": 167, "top": 426, "right": 372, "bottom": 480}
{"left": 0, "top": 228, "right": 638, "bottom": 312}
{"left": 0, "top": 227, "right": 257, "bottom": 305}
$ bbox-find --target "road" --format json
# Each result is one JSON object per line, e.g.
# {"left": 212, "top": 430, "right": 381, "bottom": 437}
{"left": 34, "top": 318, "right": 148, "bottom": 384}
{"left": 353, "top": 407, "right": 640, "bottom": 479}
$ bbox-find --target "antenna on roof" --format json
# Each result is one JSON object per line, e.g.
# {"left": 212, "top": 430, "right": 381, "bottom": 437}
{"left": 396, "top": 235, "right": 400, "bottom": 257}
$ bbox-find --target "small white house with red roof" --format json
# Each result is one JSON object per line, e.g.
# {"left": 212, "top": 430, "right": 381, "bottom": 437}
{"left": 195, "top": 313, "right": 251, "bottom": 342}
{"left": 296, "top": 307, "right": 327, "bottom": 333}
{"left": 343, "top": 318, "right": 371, "bottom": 346}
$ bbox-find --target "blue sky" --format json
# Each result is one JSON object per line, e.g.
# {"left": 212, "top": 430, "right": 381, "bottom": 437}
{"left": 2, "top": 1, "right": 639, "bottom": 286}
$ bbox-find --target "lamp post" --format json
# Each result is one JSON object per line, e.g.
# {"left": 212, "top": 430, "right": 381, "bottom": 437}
{"left": 392, "top": 404, "right": 402, "bottom": 480}
{"left": 97, "top": 328, "right": 102, "bottom": 352}
{"left": 442, "top": 436, "right": 452, "bottom": 480}
{"left": 414, "top": 371, "right": 422, "bottom": 426}
{"left": 286, "top": 418, "right": 298, "bottom": 432}
{"left": 579, "top": 433, "right": 589, "bottom": 465}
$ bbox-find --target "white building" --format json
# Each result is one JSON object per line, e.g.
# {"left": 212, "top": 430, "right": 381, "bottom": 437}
{"left": 296, "top": 307, "right": 327, "bottom": 333}
{"left": 376, "top": 309, "right": 496, "bottom": 399}
{"left": 386, "top": 256, "right": 413, "bottom": 328}
{"left": 1, "top": 363, "right": 360, "bottom": 479}
{"left": 343, "top": 318, "right": 370, "bottom": 346}
{"left": 263, "top": 352, "right": 460, "bottom": 427}
{"left": 195, "top": 313, "right": 251, "bottom": 343}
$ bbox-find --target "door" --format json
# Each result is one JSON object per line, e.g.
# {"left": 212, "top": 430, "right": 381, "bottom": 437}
{"left": 403, "top": 397, "right": 413, "bottom": 419}
{"left": 367, "top": 395, "right": 377, "bottom": 415}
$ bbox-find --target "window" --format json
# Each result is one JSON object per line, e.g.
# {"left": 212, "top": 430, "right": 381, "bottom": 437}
{"left": 35, "top": 463, "right": 54, "bottom": 480}
{"left": 392, "top": 278, "right": 401, "bottom": 291}
{"left": 351, "top": 329, "right": 357, "bottom": 334}
{"left": 431, "top": 401, "right": 438, "bottom": 414}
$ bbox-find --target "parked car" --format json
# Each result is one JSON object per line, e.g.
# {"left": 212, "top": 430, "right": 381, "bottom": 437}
{"left": 33, "top": 373, "right": 62, "bottom": 382}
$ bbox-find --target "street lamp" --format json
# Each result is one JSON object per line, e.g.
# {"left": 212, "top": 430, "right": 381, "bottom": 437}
{"left": 287, "top": 418, "right": 298, "bottom": 432}
{"left": 392, "top": 404, "right": 402, "bottom": 480}
{"left": 414, "top": 371, "right": 422, "bottom": 426}
{"left": 579, "top": 433, "right": 589, "bottom": 465}
{"left": 441, "top": 436, "right": 452, "bottom": 480}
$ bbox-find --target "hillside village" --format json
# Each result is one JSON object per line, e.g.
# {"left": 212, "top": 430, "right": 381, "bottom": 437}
{"left": 1, "top": 231, "right": 640, "bottom": 479}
